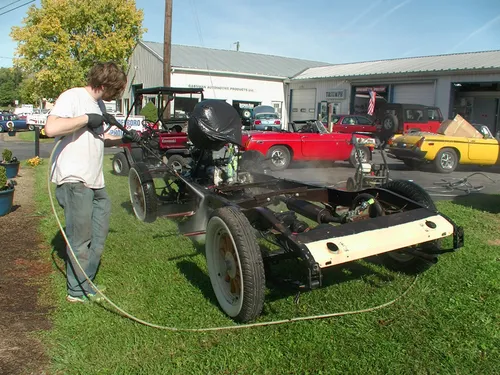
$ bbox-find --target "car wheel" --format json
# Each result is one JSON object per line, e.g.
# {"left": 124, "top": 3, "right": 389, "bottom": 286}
{"left": 128, "top": 162, "right": 158, "bottom": 223}
{"left": 205, "top": 206, "right": 265, "bottom": 323}
{"left": 349, "top": 146, "right": 371, "bottom": 167}
{"left": 380, "top": 179, "right": 441, "bottom": 273}
{"left": 28, "top": 124, "right": 35, "bottom": 131}
{"left": 434, "top": 148, "right": 458, "bottom": 173}
{"left": 382, "top": 114, "right": 398, "bottom": 132}
{"left": 166, "top": 154, "right": 187, "bottom": 174}
{"left": 267, "top": 146, "right": 291, "bottom": 171}
{"left": 112, "top": 152, "right": 130, "bottom": 176}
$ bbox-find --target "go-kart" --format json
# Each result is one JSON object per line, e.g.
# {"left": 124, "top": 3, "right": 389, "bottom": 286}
{"left": 112, "top": 87, "right": 204, "bottom": 176}
{"left": 112, "top": 98, "right": 464, "bottom": 323}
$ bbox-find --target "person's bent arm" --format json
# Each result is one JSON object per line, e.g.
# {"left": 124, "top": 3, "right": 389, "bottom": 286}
{"left": 44, "top": 115, "right": 89, "bottom": 137}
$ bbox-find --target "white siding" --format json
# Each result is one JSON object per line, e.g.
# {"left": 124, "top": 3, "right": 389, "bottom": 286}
{"left": 287, "top": 79, "right": 351, "bottom": 120}
{"left": 171, "top": 73, "right": 287, "bottom": 124}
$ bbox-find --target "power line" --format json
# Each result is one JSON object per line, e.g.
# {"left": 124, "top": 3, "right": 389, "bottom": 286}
{"left": 0, "top": 0, "right": 35, "bottom": 16}
{"left": 0, "top": 0, "right": 24, "bottom": 11}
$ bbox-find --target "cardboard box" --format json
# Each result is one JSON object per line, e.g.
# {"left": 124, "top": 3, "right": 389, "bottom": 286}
{"left": 437, "top": 114, "right": 483, "bottom": 138}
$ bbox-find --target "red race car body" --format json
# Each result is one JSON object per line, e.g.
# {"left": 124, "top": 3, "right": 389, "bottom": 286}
{"left": 241, "top": 120, "right": 374, "bottom": 170}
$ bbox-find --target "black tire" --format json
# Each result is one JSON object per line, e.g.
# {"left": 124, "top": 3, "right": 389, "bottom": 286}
{"left": 267, "top": 145, "right": 291, "bottom": 171}
{"left": 346, "top": 177, "right": 356, "bottom": 191}
{"left": 128, "top": 162, "right": 158, "bottom": 223}
{"left": 380, "top": 179, "right": 441, "bottom": 273}
{"left": 382, "top": 114, "right": 398, "bottom": 132}
{"left": 434, "top": 148, "right": 458, "bottom": 173}
{"left": 349, "top": 146, "right": 371, "bottom": 167}
{"left": 205, "top": 206, "right": 265, "bottom": 323}
{"left": 28, "top": 124, "right": 35, "bottom": 131}
{"left": 112, "top": 152, "right": 130, "bottom": 176}
{"left": 241, "top": 109, "right": 252, "bottom": 119}
{"left": 166, "top": 154, "right": 187, "bottom": 173}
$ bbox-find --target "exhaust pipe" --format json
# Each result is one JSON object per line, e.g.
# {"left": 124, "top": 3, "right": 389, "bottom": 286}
{"left": 283, "top": 198, "right": 340, "bottom": 224}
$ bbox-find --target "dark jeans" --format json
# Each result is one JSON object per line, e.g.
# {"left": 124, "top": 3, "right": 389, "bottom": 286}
{"left": 55, "top": 182, "right": 111, "bottom": 297}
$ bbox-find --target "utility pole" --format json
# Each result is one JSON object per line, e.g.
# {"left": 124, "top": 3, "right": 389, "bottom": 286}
{"left": 163, "top": 0, "right": 172, "bottom": 120}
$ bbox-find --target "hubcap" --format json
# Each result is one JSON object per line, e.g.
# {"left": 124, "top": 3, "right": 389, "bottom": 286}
{"left": 440, "top": 152, "right": 455, "bottom": 170}
{"left": 170, "top": 160, "right": 183, "bottom": 173}
{"left": 218, "top": 232, "right": 241, "bottom": 298}
{"left": 383, "top": 118, "right": 393, "bottom": 130}
{"left": 114, "top": 159, "right": 123, "bottom": 173}
{"left": 271, "top": 150, "right": 286, "bottom": 166}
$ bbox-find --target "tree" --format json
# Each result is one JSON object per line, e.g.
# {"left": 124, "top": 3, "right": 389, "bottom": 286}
{"left": 10, "top": 0, "right": 145, "bottom": 101}
{"left": 0, "top": 67, "right": 23, "bottom": 107}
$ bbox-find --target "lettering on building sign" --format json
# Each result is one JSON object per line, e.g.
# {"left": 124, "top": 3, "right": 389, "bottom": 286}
{"left": 356, "top": 86, "right": 387, "bottom": 93}
{"left": 326, "top": 89, "right": 346, "bottom": 100}
{"left": 188, "top": 84, "right": 255, "bottom": 92}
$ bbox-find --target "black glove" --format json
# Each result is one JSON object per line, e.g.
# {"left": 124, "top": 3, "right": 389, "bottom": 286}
{"left": 122, "top": 129, "right": 141, "bottom": 143}
{"left": 87, "top": 113, "right": 104, "bottom": 129}
{"left": 102, "top": 112, "right": 120, "bottom": 127}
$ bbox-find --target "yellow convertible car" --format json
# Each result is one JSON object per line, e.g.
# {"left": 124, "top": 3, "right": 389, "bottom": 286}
{"left": 387, "top": 124, "right": 500, "bottom": 173}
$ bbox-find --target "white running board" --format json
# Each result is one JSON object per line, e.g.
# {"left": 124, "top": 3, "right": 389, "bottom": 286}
{"left": 304, "top": 214, "right": 454, "bottom": 268}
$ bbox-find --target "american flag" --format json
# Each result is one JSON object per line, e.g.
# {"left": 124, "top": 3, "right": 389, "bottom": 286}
{"left": 367, "top": 89, "right": 376, "bottom": 116}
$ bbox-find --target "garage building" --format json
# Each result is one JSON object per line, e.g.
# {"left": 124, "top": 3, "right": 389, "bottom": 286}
{"left": 287, "top": 50, "right": 500, "bottom": 134}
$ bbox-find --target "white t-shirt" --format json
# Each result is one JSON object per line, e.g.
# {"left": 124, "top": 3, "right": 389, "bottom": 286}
{"left": 50, "top": 87, "right": 107, "bottom": 188}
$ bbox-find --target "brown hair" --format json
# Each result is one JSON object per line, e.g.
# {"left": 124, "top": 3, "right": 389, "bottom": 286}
{"left": 87, "top": 62, "right": 127, "bottom": 100}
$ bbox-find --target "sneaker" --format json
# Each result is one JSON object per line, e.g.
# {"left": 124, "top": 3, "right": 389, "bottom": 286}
{"left": 66, "top": 291, "right": 105, "bottom": 304}
{"left": 66, "top": 295, "right": 87, "bottom": 303}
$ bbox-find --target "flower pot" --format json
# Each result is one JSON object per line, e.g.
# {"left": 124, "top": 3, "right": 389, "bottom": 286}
{"left": 0, "top": 161, "right": 20, "bottom": 178}
{"left": 8, "top": 131, "right": 16, "bottom": 137}
{"left": 0, "top": 187, "right": 14, "bottom": 217}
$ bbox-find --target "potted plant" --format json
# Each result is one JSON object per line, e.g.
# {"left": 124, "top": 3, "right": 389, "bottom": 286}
{"left": 0, "top": 165, "right": 15, "bottom": 217}
{"left": 1, "top": 149, "right": 20, "bottom": 178}
{"left": 6, "top": 121, "right": 16, "bottom": 137}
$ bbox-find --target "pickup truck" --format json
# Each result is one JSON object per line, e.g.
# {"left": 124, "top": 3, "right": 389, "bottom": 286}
{"left": 241, "top": 120, "right": 375, "bottom": 170}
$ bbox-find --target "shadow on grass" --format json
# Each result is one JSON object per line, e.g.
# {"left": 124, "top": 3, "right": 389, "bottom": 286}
{"left": 263, "top": 255, "right": 395, "bottom": 304}
{"left": 452, "top": 193, "right": 500, "bottom": 214}
{"left": 176, "top": 260, "right": 219, "bottom": 306}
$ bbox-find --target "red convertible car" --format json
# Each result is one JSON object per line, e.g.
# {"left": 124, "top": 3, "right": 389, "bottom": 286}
{"left": 241, "top": 120, "right": 375, "bottom": 170}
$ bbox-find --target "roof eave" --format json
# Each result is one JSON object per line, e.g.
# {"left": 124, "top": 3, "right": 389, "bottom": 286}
{"left": 292, "top": 67, "right": 500, "bottom": 81}
{"left": 171, "top": 67, "right": 286, "bottom": 80}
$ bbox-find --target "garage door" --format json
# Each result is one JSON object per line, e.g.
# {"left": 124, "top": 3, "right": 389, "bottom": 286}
{"left": 393, "top": 83, "right": 435, "bottom": 106}
{"left": 290, "top": 88, "right": 316, "bottom": 121}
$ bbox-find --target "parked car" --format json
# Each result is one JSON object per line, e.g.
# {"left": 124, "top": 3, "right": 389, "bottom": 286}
{"left": 374, "top": 103, "right": 443, "bottom": 136}
{"left": 0, "top": 114, "right": 29, "bottom": 132}
{"left": 242, "top": 120, "right": 374, "bottom": 170}
{"left": 251, "top": 105, "right": 281, "bottom": 131}
{"left": 323, "top": 114, "right": 378, "bottom": 134}
{"left": 387, "top": 124, "right": 499, "bottom": 173}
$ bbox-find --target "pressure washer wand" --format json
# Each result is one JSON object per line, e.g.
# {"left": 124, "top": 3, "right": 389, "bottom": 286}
{"left": 104, "top": 114, "right": 205, "bottom": 199}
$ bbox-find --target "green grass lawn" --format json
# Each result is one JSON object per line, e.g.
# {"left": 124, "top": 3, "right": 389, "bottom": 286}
{"left": 16, "top": 131, "right": 54, "bottom": 143}
{"left": 34, "top": 158, "right": 500, "bottom": 375}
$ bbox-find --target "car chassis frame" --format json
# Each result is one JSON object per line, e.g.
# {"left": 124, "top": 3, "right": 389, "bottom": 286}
{"left": 120, "top": 90, "right": 465, "bottom": 323}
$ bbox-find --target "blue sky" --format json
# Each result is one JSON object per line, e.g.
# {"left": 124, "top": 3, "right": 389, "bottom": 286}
{"left": 1, "top": 0, "right": 500, "bottom": 68}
